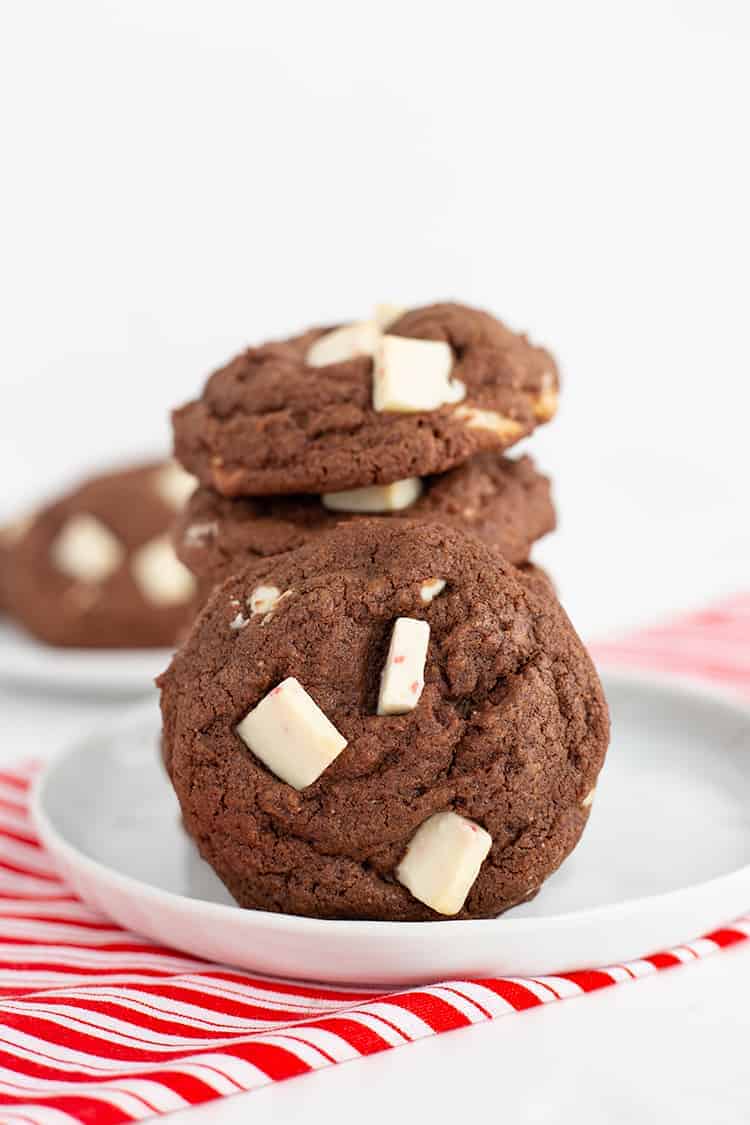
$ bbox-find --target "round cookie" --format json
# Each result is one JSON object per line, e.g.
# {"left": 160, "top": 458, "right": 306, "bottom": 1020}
{"left": 175, "top": 453, "right": 555, "bottom": 600}
{"left": 172, "top": 302, "right": 559, "bottom": 497}
{"left": 160, "top": 521, "right": 609, "bottom": 921}
{"left": 5, "top": 461, "right": 198, "bottom": 648}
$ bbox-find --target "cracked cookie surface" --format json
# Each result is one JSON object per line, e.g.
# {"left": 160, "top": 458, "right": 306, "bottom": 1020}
{"left": 160, "top": 521, "right": 608, "bottom": 921}
{"left": 172, "top": 303, "right": 559, "bottom": 496}
{"left": 175, "top": 453, "right": 555, "bottom": 600}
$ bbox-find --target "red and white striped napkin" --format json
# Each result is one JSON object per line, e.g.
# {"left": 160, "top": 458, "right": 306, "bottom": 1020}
{"left": 0, "top": 593, "right": 749, "bottom": 1124}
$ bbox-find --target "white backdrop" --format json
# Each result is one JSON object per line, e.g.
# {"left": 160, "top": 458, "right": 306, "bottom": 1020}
{"left": 2, "top": 1, "right": 749, "bottom": 638}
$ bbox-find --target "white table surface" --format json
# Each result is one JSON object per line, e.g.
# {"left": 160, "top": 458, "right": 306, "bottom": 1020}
{"left": 2, "top": 1, "right": 750, "bottom": 1120}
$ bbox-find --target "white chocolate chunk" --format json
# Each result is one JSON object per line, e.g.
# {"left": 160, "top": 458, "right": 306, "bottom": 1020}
{"left": 154, "top": 462, "right": 197, "bottom": 509}
{"left": 397, "top": 810, "right": 492, "bottom": 915}
{"left": 582, "top": 787, "right": 596, "bottom": 808}
{"left": 373, "top": 335, "right": 465, "bottom": 413}
{"left": 307, "top": 320, "right": 379, "bottom": 367}
{"left": 183, "top": 521, "right": 218, "bottom": 548}
{"left": 131, "top": 536, "right": 197, "bottom": 606}
{"left": 248, "top": 585, "right": 283, "bottom": 615}
{"left": 420, "top": 578, "right": 446, "bottom": 604}
{"left": 378, "top": 617, "right": 430, "bottom": 715}
{"left": 236, "top": 677, "right": 348, "bottom": 789}
{"left": 374, "top": 302, "right": 407, "bottom": 330}
{"left": 230, "top": 612, "right": 249, "bottom": 631}
{"left": 453, "top": 404, "right": 524, "bottom": 441}
{"left": 322, "top": 477, "right": 423, "bottom": 513}
{"left": 51, "top": 514, "right": 125, "bottom": 583}
{"left": 534, "top": 370, "right": 559, "bottom": 422}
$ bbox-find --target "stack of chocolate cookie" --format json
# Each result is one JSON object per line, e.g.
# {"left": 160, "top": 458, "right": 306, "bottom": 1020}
{"left": 171, "top": 302, "right": 559, "bottom": 599}
{"left": 161, "top": 302, "right": 610, "bottom": 922}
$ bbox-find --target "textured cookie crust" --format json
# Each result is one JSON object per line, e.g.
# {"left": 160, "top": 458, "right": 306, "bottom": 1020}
{"left": 5, "top": 463, "right": 194, "bottom": 648}
{"left": 175, "top": 453, "right": 555, "bottom": 597}
{"left": 160, "top": 521, "right": 609, "bottom": 921}
{"left": 172, "top": 303, "right": 559, "bottom": 496}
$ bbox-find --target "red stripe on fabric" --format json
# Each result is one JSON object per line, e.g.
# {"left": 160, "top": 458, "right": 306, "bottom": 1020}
{"left": 557, "top": 970, "right": 616, "bottom": 992}
{"left": 0, "top": 775, "right": 31, "bottom": 793}
{"left": 7, "top": 993, "right": 295, "bottom": 1041}
{"left": 306, "top": 1015, "right": 392, "bottom": 1054}
{"left": 645, "top": 953, "right": 681, "bottom": 970}
{"left": 0, "top": 860, "right": 63, "bottom": 883}
{"left": 141, "top": 1068, "right": 222, "bottom": 1108}
{"left": 223, "top": 1040, "right": 311, "bottom": 1081}
{"left": 383, "top": 991, "right": 470, "bottom": 1032}
{"left": 472, "top": 979, "right": 544, "bottom": 1011}
{"left": 109, "top": 983, "right": 325, "bottom": 1022}
{"left": 0, "top": 1010, "right": 259, "bottom": 1065}
{"left": 0, "top": 829, "right": 44, "bottom": 849}
{"left": 0, "top": 799, "right": 30, "bottom": 817}
{"left": 703, "top": 928, "right": 747, "bottom": 950}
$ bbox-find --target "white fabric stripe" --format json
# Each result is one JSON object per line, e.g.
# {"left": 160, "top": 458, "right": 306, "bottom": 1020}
{"left": 0, "top": 873, "right": 66, "bottom": 896}
{"left": 621, "top": 958, "right": 660, "bottom": 978}
{"left": 12, "top": 987, "right": 335, "bottom": 1033}
{"left": 349, "top": 999, "right": 432, "bottom": 1039}
{"left": 98, "top": 1078, "right": 189, "bottom": 1114}
{"left": 0, "top": 947, "right": 211, "bottom": 971}
{"left": 178, "top": 1052, "right": 272, "bottom": 1091}
{"left": 18, "top": 975, "right": 366, "bottom": 1019}
{"left": 601, "top": 965, "right": 638, "bottom": 984}
{"left": 0, "top": 901, "right": 102, "bottom": 922}
{"left": 273, "top": 1024, "right": 363, "bottom": 1064}
{"left": 248, "top": 1033, "right": 333, "bottom": 1070}
{"left": 0, "top": 784, "right": 30, "bottom": 808}
{"left": 501, "top": 977, "right": 567, "bottom": 1003}
{"left": 0, "top": 1079, "right": 159, "bottom": 1121}
{"left": 158, "top": 974, "right": 365, "bottom": 1013}
{"left": 0, "top": 1009, "right": 252, "bottom": 1061}
{"left": 0, "top": 1107, "right": 83, "bottom": 1125}
{"left": 0, "top": 808, "right": 35, "bottom": 833}
{"left": 0, "top": 920, "right": 140, "bottom": 945}
{"left": 5, "top": 994, "right": 287, "bottom": 1035}
{"left": 433, "top": 980, "right": 517, "bottom": 1018}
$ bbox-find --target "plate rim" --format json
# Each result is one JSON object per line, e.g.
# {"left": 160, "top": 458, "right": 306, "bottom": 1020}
{"left": 29, "top": 666, "right": 750, "bottom": 942}
{"left": 0, "top": 620, "right": 174, "bottom": 695}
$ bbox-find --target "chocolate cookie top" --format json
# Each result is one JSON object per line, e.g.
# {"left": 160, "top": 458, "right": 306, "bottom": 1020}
{"left": 175, "top": 453, "right": 555, "bottom": 594}
{"left": 160, "top": 521, "right": 608, "bottom": 921}
{"left": 5, "top": 461, "right": 198, "bottom": 648}
{"left": 172, "top": 302, "right": 559, "bottom": 497}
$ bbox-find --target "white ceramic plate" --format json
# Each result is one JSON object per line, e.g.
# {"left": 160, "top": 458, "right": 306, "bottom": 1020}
{"left": 31, "top": 670, "right": 750, "bottom": 986}
{"left": 0, "top": 620, "right": 173, "bottom": 696}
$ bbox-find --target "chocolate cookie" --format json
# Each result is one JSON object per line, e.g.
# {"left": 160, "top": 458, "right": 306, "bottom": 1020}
{"left": 172, "top": 302, "right": 559, "bottom": 497}
{"left": 175, "top": 453, "right": 555, "bottom": 599}
{"left": 5, "top": 461, "right": 199, "bottom": 648}
{"left": 160, "top": 521, "right": 608, "bottom": 921}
